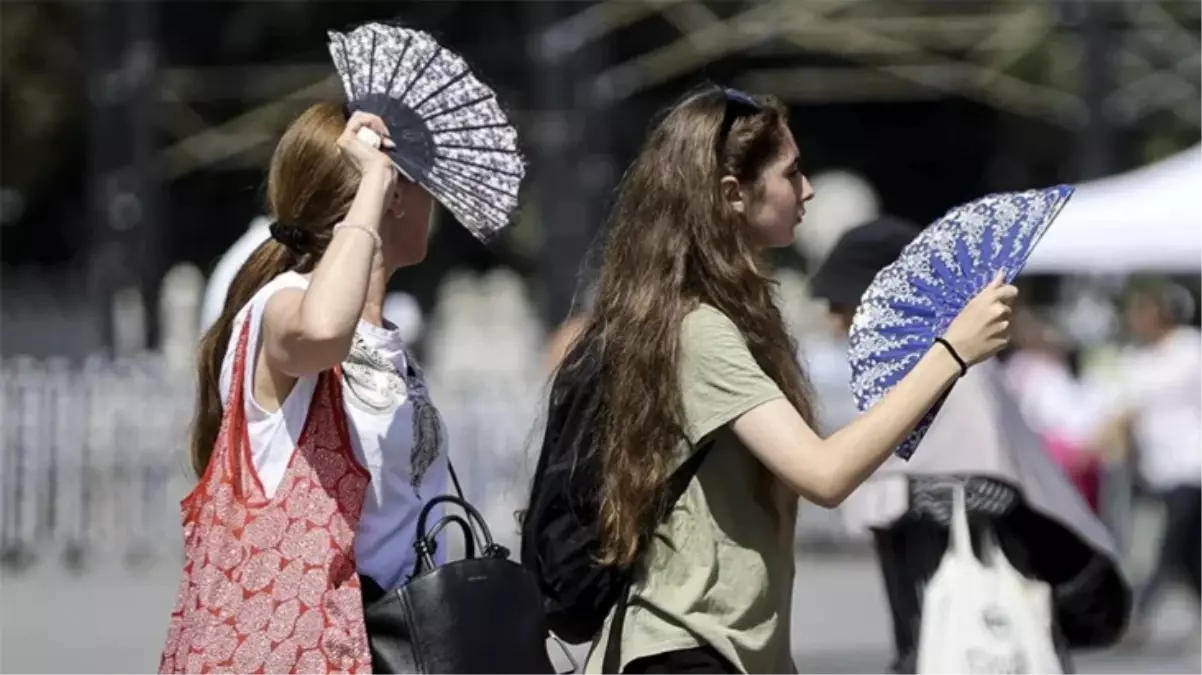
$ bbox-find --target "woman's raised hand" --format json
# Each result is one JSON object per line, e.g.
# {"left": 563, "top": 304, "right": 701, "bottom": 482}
{"left": 336, "top": 111, "right": 396, "bottom": 177}
{"left": 940, "top": 271, "right": 1019, "bottom": 367}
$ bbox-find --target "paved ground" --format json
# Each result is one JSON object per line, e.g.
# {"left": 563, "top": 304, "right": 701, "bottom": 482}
{"left": 2, "top": 552, "right": 1197, "bottom": 674}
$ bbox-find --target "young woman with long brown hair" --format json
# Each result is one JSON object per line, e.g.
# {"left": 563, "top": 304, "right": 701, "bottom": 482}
{"left": 574, "top": 86, "right": 1019, "bottom": 673}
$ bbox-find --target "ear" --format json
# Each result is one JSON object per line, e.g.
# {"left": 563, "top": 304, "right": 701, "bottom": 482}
{"left": 387, "top": 183, "right": 406, "bottom": 218}
{"left": 396, "top": 177, "right": 428, "bottom": 208}
{"left": 719, "top": 175, "right": 746, "bottom": 214}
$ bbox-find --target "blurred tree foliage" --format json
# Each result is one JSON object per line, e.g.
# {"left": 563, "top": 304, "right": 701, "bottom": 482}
{"left": 0, "top": 2, "right": 85, "bottom": 205}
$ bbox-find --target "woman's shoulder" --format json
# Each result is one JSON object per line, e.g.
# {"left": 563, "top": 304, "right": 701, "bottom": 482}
{"left": 219, "top": 271, "right": 312, "bottom": 396}
{"left": 231, "top": 271, "right": 309, "bottom": 319}
{"left": 681, "top": 303, "right": 739, "bottom": 337}
{"left": 679, "top": 304, "right": 759, "bottom": 369}
{"left": 258, "top": 270, "right": 309, "bottom": 299}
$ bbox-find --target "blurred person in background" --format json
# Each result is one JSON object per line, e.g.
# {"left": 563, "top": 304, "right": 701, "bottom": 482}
{"left": 564, "top": 85, "right": 1019, "bottom": 674}
{"left": 200, "top": 216, "right": 272, "bottom": 334}
{"left": 801, "top": 217, "right": 921, "bottom": 437}
{"left": 1004, "top": 307, "right": 1106, "bottom": 511}
{"left": 161, "top": 105, "right": 449, "bottom": 673}
{"left": 544, "top": 312, "right": 590, "bottom": 372}
{"left": 810, "top": 216, "right": 1131, "bottom": 674}
{"left": 1100, "top": 281, "right": 1201, "bottom": 639}
{"left": 543, "top": 281, "right": 597, "bottom": 372}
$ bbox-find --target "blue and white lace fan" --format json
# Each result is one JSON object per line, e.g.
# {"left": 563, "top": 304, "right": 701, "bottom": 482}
{"left": 327, "top": 22, "right": 525, "bottom": 243}
{"left": 847, "top": 185, "right": 1074, "bottom": 460}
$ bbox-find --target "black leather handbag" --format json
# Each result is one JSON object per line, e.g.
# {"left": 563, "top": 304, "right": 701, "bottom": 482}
{"left": 361, "top": 463, "right": 556, "bottom": 674}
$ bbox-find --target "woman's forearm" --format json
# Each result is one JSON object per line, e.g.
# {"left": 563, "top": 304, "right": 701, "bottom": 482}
{"left": 734, "top": 345, "right": 963, "bottom": 507}
{"left": 297, "top": 165, "right": 395, "bottom": 341}
{"left": 820, "top": 347, "right": 961, "bottom": 500}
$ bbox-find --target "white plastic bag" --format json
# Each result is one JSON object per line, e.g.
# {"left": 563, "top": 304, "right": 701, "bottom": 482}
{"left": 916, "top": 484, "right": 1063, "bottom": 674}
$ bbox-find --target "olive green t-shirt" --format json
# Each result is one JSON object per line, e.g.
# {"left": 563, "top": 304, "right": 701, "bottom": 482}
{"left": 585, "top": 304, "right": 797, "bottom": 674}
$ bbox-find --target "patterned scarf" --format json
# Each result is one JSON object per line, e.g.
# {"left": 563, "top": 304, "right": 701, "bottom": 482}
{"left": 342, "top": 332, "right": 443, "bottom": 495}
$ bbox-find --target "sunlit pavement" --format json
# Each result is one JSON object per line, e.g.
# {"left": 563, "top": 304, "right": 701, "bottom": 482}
{"left": 2, "top": 553, "right": 1196, "bottom": 674}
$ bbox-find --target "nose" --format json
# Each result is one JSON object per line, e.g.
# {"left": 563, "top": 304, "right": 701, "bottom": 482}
{"left": 799, "top": 174, "right": 815, "bottom": 204}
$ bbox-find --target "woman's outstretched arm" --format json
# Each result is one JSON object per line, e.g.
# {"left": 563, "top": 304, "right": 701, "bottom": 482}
{"left": 734, "top": 273, "right": 1017, "bottom": 507}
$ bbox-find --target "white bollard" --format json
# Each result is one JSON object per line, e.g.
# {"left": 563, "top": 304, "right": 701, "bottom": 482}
{"left": 112, "top": 286, "right": 148, "bottom": 358}
{"left": 159, "top": 262, "right": 205, "bottom": 383}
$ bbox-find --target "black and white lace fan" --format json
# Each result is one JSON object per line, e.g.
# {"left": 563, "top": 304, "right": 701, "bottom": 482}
{"left": 327, "top": 22, "right": 525, "bottom": 243}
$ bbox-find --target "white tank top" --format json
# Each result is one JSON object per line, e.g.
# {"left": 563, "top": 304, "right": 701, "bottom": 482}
{"left": 218, "top": 271, "right": 448, "bottom": 590}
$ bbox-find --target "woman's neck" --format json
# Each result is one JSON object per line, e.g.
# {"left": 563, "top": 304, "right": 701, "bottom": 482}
{"left": 358, "top": 257, "right": 392, "bottom": 328}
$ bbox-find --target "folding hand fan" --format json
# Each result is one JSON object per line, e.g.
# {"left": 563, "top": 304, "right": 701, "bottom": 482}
{"left": 847, "top": 185, "right": 1074, "bottom": 460}
{"left": 327, "top": 22, "right": 525, "bottom": 243}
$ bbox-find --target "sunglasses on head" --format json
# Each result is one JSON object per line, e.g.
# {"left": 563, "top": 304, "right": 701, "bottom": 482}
{"left": 717, "top": 86, "right": 763, "bottom": 150}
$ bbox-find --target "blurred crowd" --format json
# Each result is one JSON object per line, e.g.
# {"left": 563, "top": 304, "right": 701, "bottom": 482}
{"left": 2, "top": 214, "right": 1200, "bottom": 675}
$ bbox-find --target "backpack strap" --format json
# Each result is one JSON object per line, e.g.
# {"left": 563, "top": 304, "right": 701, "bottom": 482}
{"left": 600, "top": 440, "right": 715, "bottom": 674}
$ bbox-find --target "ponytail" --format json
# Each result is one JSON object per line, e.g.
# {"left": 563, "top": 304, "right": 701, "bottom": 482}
{"left": 189, "top": 239, "right": 294, "bottom": 478}
{"left": 190, "top": 100, "right": 359, "bottom": 478}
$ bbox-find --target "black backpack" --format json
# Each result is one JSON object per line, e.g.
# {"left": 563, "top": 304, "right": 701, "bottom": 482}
{"left": 519, "top": 338, "right": 711, "bottom": 660}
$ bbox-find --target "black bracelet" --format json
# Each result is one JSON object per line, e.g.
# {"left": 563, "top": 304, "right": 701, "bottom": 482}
{"left": 934, "top": 337, "right": 968, "bottom": 378}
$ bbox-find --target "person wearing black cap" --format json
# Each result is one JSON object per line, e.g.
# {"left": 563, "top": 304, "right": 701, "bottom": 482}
{"left": 810, "top": 215, "right": 923, "bottom": 324}
{"left": 809, "top": 216, "right": 1131, "bottom": 674}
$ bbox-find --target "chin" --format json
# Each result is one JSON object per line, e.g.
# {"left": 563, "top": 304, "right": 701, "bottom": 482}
{"left": 763, "top": 228, "right": 797, "bottom": 249}
{"left": 396, "top": 246, "right": 429, "bottom": 268}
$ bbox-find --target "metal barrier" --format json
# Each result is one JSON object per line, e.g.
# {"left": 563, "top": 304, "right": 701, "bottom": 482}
{"left": 0, "top": 266, "right": 1139, "bottom": 576}
{"left": 2, "top": 353, "right": 188, "bottom": 570}
{"left": 0, "top": 351, "right": 859, "bottom": 574}
{"left": 0, "top": 352, "right": 555, "bottom": 572}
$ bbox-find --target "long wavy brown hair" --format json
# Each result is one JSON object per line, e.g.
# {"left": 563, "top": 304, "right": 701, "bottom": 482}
{"left": 189, "top": 102, "right": 358, "bottom": 478}
{"left": 577, "top": 86, "right": 816, "bottom": 567}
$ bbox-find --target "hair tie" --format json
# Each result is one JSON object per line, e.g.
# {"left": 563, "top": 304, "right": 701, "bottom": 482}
{"left": 933, "top": 337, "right": 968, "bottom": 378}
{"left": 268, "top": 220, "right": 314, "bottom": 254}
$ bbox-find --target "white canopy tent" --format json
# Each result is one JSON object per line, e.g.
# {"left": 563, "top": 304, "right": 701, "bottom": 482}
{"left": 1024, "top": 145, "right": 1202, "bottom": 274}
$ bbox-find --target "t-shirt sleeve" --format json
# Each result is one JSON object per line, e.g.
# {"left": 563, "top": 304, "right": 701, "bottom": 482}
{"left": 679, "top": 306, "right": 785, "bottom": 445}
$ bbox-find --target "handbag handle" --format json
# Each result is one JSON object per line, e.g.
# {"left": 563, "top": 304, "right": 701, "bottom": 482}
{"left": 919, "top": 477, "right": 973, "bottom": 561}
{"left": 416, "top": 494, "right": 495, "bottom": 547}
{"left": 416, "top": 513, "right": 477, "bottom": 571}
{"left": 413, "top": 494, "right": 508, "bottom": 577}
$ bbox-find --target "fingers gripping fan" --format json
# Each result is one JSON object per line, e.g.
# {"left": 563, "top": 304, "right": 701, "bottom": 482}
{"left": 847, "top": 186, "right": 1073, "bottom": 459}
{"left": 328, "top": 23, "right": 525, "bottom": 243}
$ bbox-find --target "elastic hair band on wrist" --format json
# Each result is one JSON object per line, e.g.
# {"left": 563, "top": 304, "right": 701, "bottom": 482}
{"left": 333, "top": 222, "right": 382, "bottom": 250}
{"left": 934, "top": 337, "right": 968, "bottom": 378}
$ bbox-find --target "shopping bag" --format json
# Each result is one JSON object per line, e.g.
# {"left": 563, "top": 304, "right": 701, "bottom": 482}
{"left": 916, "top": 484, "right": 1063, "bottom": 674}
